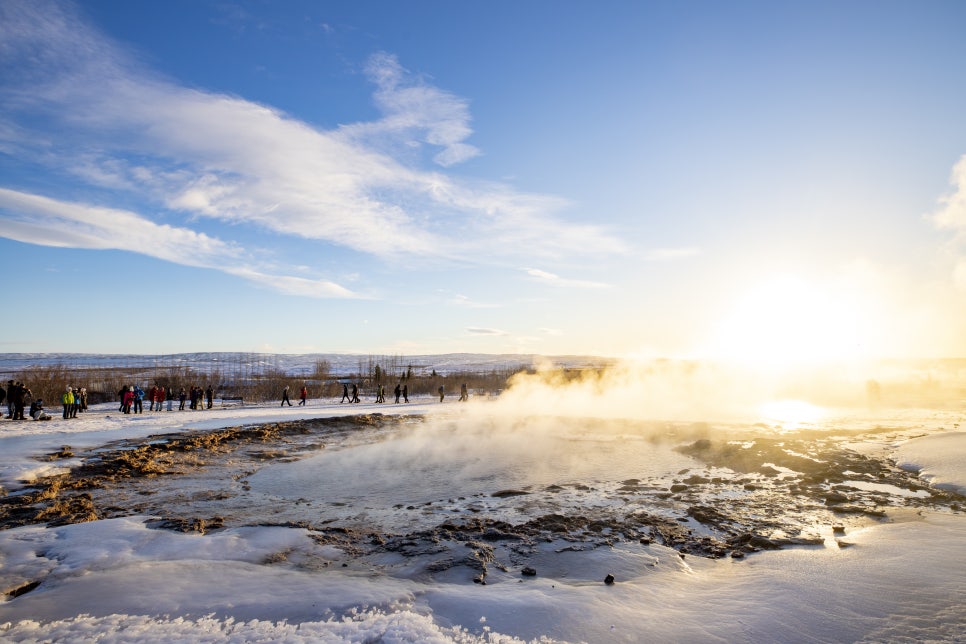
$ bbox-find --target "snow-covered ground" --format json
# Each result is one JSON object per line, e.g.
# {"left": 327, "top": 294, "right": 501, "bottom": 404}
{"left": 0, "top": 394, "right": 963, "bottom": 642}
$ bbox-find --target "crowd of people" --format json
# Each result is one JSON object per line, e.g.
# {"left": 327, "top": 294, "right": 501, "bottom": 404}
{"left": 116, "top": 384, "right": 215, "bottom": 414}
{"left": 1, "top": 378, "right": 473, "bottom": 423}
{"left": 1, "top": 380, "right": 62, "bottom": 421}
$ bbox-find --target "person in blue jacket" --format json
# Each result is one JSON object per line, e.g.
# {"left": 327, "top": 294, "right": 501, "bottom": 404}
{"left": 133, "top": 385, "right": 145, "bottom": 414}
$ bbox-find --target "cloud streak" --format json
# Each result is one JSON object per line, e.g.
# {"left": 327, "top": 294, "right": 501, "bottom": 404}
{"left": 525, "top": 268, "right": 613, "bottom": 289}
{"left": 0, "top": 0, "right": 624, "bottom": 301}
{"left": 0, "top": 188, "right": 357, "bottom": 298}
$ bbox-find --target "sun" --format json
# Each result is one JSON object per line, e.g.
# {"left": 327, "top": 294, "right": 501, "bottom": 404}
{"left": 709, "top": 274, "right": 865, "bottom": 370}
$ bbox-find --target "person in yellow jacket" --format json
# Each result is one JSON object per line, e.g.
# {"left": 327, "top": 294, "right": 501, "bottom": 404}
{"left": 62, "top": 386, "right": 75, "bottom": 419}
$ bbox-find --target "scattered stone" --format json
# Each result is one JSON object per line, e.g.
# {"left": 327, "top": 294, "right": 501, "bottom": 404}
{"left": 832, "top": 525, "right": 846, "bottom": 534}
{"left": 670, "top": 484, "right": 689, "bottom": 493}
{"left": 604, "top": 574, "right": 615, "bottom": 585}
{"left": 522, "top": 567, "right": 537, "bottom": 577}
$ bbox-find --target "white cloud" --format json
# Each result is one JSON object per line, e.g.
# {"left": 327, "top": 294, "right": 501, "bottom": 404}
{"left": 931, "top": 154, "right": 966, "bottom": 233}
{"left": 0, "top": 1, "right": 622, "bottom": 271}
{"left": 0, "top": 188, "right": 358, "bottom": 299}
{"left": 524, "top": 268, "right": 613, "bottom": 289}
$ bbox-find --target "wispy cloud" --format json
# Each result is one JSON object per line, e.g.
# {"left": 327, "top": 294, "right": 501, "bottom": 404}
{"left": 931, "top": 155, "right": 966, "bottom": 233}
{"left": 466, "top": 327, "right": 508, "bottom": 336}
{"left": 930, "top": 154, "right": 966, "bottom": 287}
{"left": 450, "top": 294, "right": 500, "bottom": 309}
{"left": 0, "top": 188, "right": 358, "bottom": 298}
{"left": 524, "top": 268, "right": 613, "bottom": 289}
{"left": 0, "top": 0, "right": 623, "bottom": 299}
{"left": 642, "top": 247, "right": 701, "bottom": 261}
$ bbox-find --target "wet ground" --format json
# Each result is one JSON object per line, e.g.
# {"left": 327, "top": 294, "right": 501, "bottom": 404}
{"left": 0, "top": 413, "right": 962, "bottom": 585}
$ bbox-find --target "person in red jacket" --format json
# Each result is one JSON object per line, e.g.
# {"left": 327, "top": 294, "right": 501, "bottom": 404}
{"left": 298, "top": 385, "right": 308, "bottom": 406}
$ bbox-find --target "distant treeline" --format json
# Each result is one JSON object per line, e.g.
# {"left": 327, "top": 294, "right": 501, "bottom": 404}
{"left": 7, "top": 357, "right": 530, "bottom": 406}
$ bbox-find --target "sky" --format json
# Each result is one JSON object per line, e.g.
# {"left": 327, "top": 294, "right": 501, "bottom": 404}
{"left": 2, "top": 0, "right": 966, "bottom": 361}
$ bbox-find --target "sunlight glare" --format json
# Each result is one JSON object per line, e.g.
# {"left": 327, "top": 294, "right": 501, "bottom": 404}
{"left": 711, "top": 275, "right": 865, "bottom": 370}
{"left": 759, "top": 399, "right": 826, "bottom": 431}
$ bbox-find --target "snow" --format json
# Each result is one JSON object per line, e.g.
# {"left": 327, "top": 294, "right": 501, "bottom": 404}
{"left": 896, "top": 431, "right": 966, "bottom": 495}
{"left": 0, "top": 394, "right": 964, "bottom": 642}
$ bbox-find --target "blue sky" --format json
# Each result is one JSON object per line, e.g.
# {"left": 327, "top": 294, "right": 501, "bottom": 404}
{"left": 2, "top": 0, "right": 966, "bottom": 361}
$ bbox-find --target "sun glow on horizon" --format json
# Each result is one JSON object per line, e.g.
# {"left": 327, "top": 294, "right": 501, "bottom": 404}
{"left": 708, "top": 274, "right": 872, "bottom": 371}
{"left": 759, "top": 399, "right": 827, "bottom": 431}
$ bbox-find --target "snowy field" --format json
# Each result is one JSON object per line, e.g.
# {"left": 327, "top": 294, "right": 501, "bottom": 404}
{"left": 0, "top": 389, "right": 964, "bottom": 642}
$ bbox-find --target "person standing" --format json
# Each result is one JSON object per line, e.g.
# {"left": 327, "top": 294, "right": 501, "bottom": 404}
{"left": 394, "top": 383, "right": 401, "bottom": 404}
{"left": 281, "top": 385, "right": 292, "bottom": 406}
{"left": 149, "top": 385, "right": 158, "bottom": 411}
{"left": 122, "top": 386, "right": 134, "bottom": 414}
{"left": 438, "top": 385, "right": 445, "bottom": 403}
{"left": 133, "top": 385, "right": 144, "bottom": 414}
{"left": 298, "top": 385, "right": 307, "bottom": 406}
{"left": 459, "top": 383, "right": 468, "bottom": 402}
{"left": 178, "top": 387, "right": 187, "bottom": 411}
{"left": 14, "top": 383, "right": 29, "bottom": 420}
{"left": 403, "top": 384, "right": 409, "bottom": 403}
{"left": 0, "top": 382, "right": 6, "bottom": 418}
{"left": 5, "top": 380, "right": 13, "bottom": 418}
{"left": 156, "top": 386, "right": 165, "bottom": 412}
{"left": 62, "top": 386, "right": 74, "bottom": 419}
{"left": 206, "top": 386, "right": 213, "bottom": 409}
{"left": 79, "top": 388, "right": 88, "bottom": 413}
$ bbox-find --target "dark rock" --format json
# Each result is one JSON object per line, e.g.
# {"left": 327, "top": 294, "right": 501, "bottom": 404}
{"left": 824, "top": 491, "right": 850, "bottom": 505}
{"left": 670, "top": 484, "right": 689, "bottom": 493}
{"left": 492, "top": 489, "right": 530, "bottom": 498}
{"left": 522, "top": 566, "right": 537, "bottom": 577}
{"left": 604, "top": 574, "right": 615, "bottom": 585}
{"left": 832, "top": 525, "right": 846, "bottom": 534}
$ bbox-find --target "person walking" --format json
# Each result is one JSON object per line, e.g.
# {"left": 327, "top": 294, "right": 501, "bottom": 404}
{"left": 394, "top": 383, "right": 401, "bottom": 404}
{"left": 351, "top": 383, "right": 360, "bottom": 403}
{"left": 281, "top": 386, "right": 292, "bottom": 406}
{"left": 298, "top": 385, "right": 307, "bottom": 406}
{"left": 459, "top": 383, "right": 468, "bottom": 402}
{"left": 438, "top": 385, "right": 445, "bottom": 403}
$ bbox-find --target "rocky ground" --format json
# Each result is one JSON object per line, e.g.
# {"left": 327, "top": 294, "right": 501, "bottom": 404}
{"left": 1, "top": 414, "right": 962, "bottom": 588}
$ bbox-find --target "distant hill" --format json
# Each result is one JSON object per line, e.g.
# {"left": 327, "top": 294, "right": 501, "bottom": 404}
{"left": 0, "top": 352, "right": 616, "bottom": 379}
